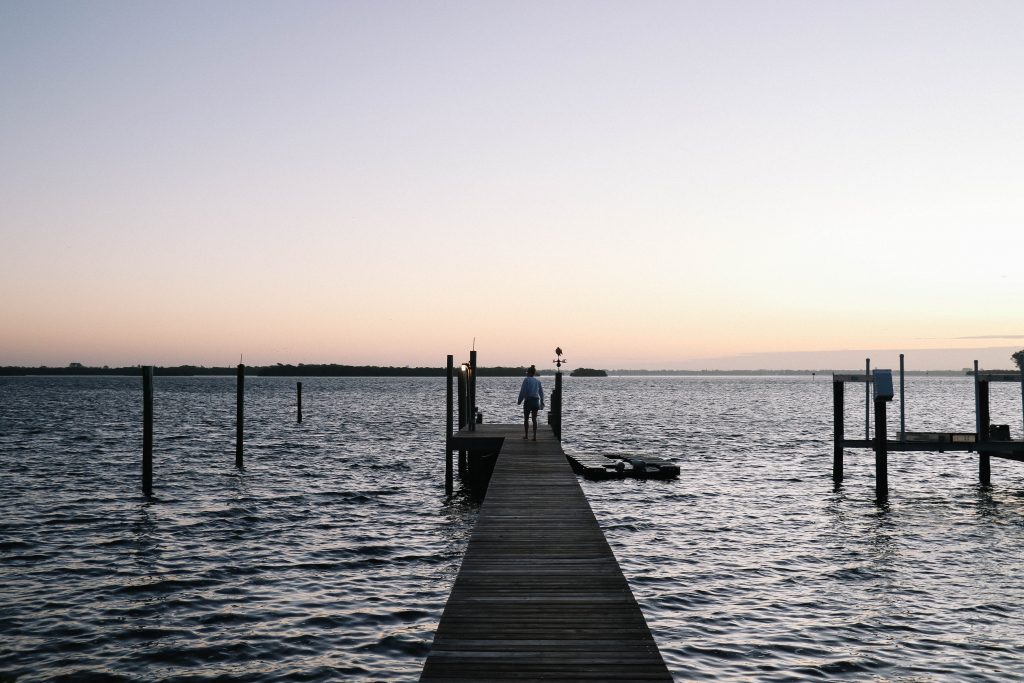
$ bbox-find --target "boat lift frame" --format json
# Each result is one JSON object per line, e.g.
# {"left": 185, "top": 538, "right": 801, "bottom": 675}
{"left": 832, "top": 361, "right": 1024, "bottom": 501}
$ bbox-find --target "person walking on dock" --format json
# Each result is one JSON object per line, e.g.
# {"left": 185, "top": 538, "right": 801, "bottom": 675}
{"left": 517, "top": 365, "right": 544, "bottom": 440}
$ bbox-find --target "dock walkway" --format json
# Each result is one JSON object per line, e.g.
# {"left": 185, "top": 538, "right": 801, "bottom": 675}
{"left": 421, "top": 423, "right": 671, "bottom": 681}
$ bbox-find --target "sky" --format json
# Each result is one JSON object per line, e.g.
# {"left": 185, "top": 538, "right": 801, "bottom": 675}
{"left": 2, "top": 1, "right": 1022, "bottom": 370}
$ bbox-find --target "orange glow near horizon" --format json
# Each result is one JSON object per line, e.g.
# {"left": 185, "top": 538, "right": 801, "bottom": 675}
{"left": 2, "top": 4, "right": 1022, "bottom": 371}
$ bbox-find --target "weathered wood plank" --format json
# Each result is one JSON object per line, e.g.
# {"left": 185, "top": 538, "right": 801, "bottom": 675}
{"left": 421, "top": 424, "right": 671, "bottom": 681}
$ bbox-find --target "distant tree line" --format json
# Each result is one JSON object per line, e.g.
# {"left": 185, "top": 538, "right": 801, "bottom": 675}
{"left": 0, "top": 365, "right": 235, "bottom": 376}
{"left": 259, "top": 363, "right": 441, "bottom": 377}
{"left": 0, "top": 364, "right": 548, "bottom": 377}
{"left": 6, "top": 362, "right": 1017, "bottom": 377}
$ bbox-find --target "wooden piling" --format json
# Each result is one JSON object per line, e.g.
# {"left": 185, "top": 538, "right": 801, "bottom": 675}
{"left": 457, "top": 365, "right": 466, "bottom": 429}
{"left": 446, "top": 355, "right": 454, "bottom": 496}
{"left": 468, "top": 350, "right": 477, "bottom": 432}
{"left": 142, "top": 366, "right": 153, "bottom": 496}
{"left": 236, "top": 363, "right": 244, "bottom": 468}
{"left": 832, "top": 379, "right": 844, "bottom": 482}
{"left": 874, "top": 396, "right": 888, "bottom": 501}
{"left": 979, "top": 378, "right": 991, "bottom": 485}
{"left": 899, "top": 353, "right": 906, "bottom": 441}
{"left": 1020, "top": 366, "right": 1024, "bottom": 439}
{"left": 865, "top": 358, "right": 871, "bottom": 440}
{"left": 550, "top": 371, "right": 563, "bottom": 440}
{"left": 297, "top": 381, "right": 303, "bottom": 423}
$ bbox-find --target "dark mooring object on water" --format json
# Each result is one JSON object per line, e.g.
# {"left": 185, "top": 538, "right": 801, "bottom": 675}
{"left": 564, "top": 452, "right": 680, "bottom": 481}
{"left": 297, "top": 381, "right": 303, "bottom": 424}
{"left": 142, "top": 365, "right": 154, "bottom": 496}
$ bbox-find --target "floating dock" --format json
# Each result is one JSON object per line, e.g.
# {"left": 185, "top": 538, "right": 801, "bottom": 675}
{"left": 421, "top": 423, "right": 671, "bottom": 681}
{"left": 566, "top": 452, "right": 680, "bottom": 481}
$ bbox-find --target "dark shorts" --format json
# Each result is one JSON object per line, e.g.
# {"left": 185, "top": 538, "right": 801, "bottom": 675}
{"left": 523, "top": 397, "right": 541, "bottom": 414}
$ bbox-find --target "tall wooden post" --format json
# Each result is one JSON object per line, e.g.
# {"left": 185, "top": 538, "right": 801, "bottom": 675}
{"left": 468, "top": 350, "right": 477, "bottom": 432}
{"left": 832, "top": 379, "right": 844, "bottom": 482}
{"left": 297, "top": 382, "right": 303, "bottom": 424}
{"left": 457, "top": 365, "right": 467, "bottom": 429}
{"left": 142, "top": 366, "right": 154, "bottom": 496}
{"left": 874, "top": 397, "right": 888, "bottom": 502}
{"left": 979, "top": 379, "right": 991, "bottom": 486}
{"left": 864, "top": 358, "right": 871, "bottom": 440}
{"left": 551, "top": 371, "right": 563, "bottom": 440}
{"left": 1015, "top": 366, "right": 1024, "bottom": 440}
{"left": 899, "top": 353, "right": 906, "bottom": 441}
{"left": 446, "top": 355, "right": 454, "bottom": 496}
{"left": 236, "top": 363, "right": 244, "bottom": 469}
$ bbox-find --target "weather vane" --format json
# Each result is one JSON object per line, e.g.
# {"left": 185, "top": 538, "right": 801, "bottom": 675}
{"left": 553, "top": 347, "right": 568, "bottom": 371}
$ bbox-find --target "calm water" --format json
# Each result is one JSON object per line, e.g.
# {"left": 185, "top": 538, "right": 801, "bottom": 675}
{"left": 2, "top": 375, "right": 1024, "bottom": 681}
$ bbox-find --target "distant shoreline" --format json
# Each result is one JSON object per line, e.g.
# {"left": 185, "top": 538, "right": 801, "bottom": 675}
{"left": 0, "top": 364, "right": 997, "bottom": 377}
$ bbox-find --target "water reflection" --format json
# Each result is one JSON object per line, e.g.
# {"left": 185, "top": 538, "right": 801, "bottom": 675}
{"left": 4, "top": 375, "right": 1024, "bottom": 680}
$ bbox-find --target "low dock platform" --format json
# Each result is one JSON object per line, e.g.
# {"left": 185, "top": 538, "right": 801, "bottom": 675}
{"left": 421, "top": 423, "right": 671, "bottom": 681}
{"left": 566, "top": 452, "right": 681, "bottom": 481}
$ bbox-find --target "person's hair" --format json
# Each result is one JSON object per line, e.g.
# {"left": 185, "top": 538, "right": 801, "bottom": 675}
{"left": 527, "top": 365, "right": 536, "bottom": 376}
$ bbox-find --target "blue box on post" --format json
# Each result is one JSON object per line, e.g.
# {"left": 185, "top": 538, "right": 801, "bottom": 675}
{"left": 873, "top": 369, "right": 894, "bottom": 401}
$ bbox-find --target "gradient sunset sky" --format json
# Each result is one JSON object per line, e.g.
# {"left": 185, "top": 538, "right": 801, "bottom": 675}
{"left": 3, "top": 1, "right": 1022, "bottom": 370}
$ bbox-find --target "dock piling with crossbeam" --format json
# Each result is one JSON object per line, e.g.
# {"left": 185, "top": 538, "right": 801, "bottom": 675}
{"left": 833, "top": 357, "right": 1024, "bottom": 499}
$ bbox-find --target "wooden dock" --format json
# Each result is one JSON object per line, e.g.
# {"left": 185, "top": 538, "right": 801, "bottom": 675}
{"left": 421, "top": 423, "right": 672, "bottom": 681}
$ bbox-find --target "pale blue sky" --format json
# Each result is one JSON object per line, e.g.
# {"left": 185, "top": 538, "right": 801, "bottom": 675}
{"left": 2, "top": 1, "right": 1022, "bottom": 368}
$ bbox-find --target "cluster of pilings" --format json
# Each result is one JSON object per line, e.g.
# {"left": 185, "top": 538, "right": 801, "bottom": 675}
{"left": 141, "top": 364, "right": 302, "bottom": 496}
{"left": 833, "top": 355, "right": 1024, "bottom": 502}
{"left": 442, "top": 351, "right": 566, "bottom": 496}
{"left": 444, "top": 351, "right": 478, "bottom": 495}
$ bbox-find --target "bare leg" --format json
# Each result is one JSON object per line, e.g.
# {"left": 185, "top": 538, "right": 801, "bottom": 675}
{"left": 523, "top": 410, "right": 529, "bottom": 438}
{"left": 531, "top": 409, "right": 538, "bottom": 440}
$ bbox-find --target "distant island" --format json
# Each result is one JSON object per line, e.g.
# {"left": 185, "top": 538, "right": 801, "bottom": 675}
{"left": 570, "top": 368, "right": 608, "bottom": 377}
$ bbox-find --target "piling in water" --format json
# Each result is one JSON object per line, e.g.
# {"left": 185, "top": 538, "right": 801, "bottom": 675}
{"left": 457, "top": 366, "right": 466, "bottom": 430}
{"left": 468, "top": 350, "right": 477, "bottom": 432}
{"left": 236, "top": 364, "right": 244, "bottom": 468}
{"left": 142, "top": 366, "right": 153, "bottom": 496}
{"left": 874, "top": 396, "right": 888, "bottom": 501}
{"left": 832, "top": 379, "right": 844, "bottom": 482}
{"left": 446, "top": 355, "right": 454, "bottom": 496}
{"left": 978, "top": 378, "right": 991, "bottom": 485}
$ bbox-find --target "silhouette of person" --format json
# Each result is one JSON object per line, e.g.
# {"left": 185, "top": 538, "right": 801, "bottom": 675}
{"left": 517, "top": 365, "right": 544, "bottom": 440}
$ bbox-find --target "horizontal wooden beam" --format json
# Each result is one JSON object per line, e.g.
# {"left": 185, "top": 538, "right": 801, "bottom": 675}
{"left": 833, "top": 374, "right": 872, "bottom": 382}
{"left": 971, "top": 371, "right": 1024, "bottom": 382}
{"left": 841, "top": 438, "right": 1024, "bottom": 453}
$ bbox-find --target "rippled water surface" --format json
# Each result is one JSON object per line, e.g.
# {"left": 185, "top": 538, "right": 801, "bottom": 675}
{"left": 3, "top": 375, "right": 1024, "bottom": 681}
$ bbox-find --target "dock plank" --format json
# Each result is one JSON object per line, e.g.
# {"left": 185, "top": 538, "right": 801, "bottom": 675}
{"left": 421, "top": 424, "right": 671, "bottom": 681}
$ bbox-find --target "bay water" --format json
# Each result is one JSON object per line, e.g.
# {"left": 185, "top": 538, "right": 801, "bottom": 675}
{"left": 2, "top": 375, "right": 1023, "bottom": 681}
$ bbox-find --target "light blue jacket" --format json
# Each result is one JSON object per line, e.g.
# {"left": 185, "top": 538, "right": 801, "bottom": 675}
{"left": 517, "top": 376, "right": 544, "bottom": 407}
